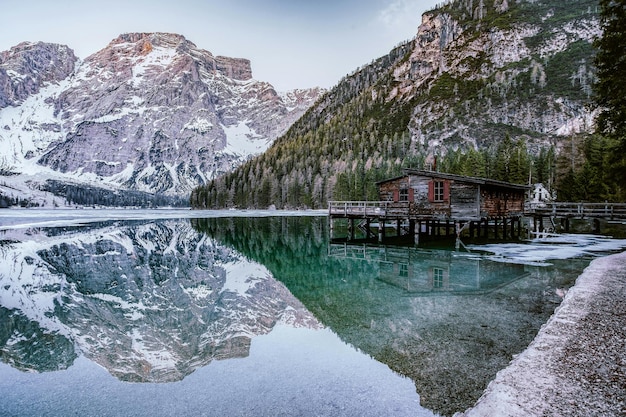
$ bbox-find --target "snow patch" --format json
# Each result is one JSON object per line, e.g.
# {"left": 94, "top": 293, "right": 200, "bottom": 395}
{"left": 468, "top": 234, "right": 626, "bottom": 265}
{"left": 183, "top": 118, "right": 213, "bottom": 133}
{"left": 220, "top": 121, "right": 270, "bottom": 158}
{"left": 0, "top": 79, "right": 70, "bottom": 170}
{"left": 218, "top": 259, "right": 272, "bottom": 297}
{"left": 130, "top": 46, "right": 177, "bottom": 87}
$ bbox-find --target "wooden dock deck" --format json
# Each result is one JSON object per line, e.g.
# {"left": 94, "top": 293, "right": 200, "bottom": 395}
{"left": 527, "top": 202, "right": 626, "bottom": 220}
{"left": 328, "top": 201, "right": 626, "bottom": 243}
{"left": 328, "top": 200, "right": 524, "bottom": 244}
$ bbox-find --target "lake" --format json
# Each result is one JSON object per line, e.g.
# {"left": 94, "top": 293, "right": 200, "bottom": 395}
{"left": 1, "top": 210, "right": 625, "bottom": 416}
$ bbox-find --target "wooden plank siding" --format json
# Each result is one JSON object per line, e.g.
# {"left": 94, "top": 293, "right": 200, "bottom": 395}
{"left": 480, "top": 187, "right": 525, "bottom": 218}
{"left": 374, "top": 170, "right": 527, "bottom": 221}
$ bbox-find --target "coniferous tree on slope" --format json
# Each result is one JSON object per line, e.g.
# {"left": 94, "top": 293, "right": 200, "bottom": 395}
{"left": 593, "top": 0, "right": 626, "bottom": 199}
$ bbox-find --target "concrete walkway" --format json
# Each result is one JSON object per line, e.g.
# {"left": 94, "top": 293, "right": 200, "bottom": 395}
{"left": 456, "top": 251, "right": 626, "bottom": 417}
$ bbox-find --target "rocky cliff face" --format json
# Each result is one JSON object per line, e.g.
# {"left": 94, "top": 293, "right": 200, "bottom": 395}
{"left": 0, "top": 33, "right": 322, "bottom": 201}
{"left": 394, "top": 0, "right": 599, "bottom": 154}
{"left": 0, "top": 42, "right": 77, "bottom": 108}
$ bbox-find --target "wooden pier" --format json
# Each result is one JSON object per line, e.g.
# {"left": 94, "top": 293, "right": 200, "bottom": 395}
{"left": 328, "top": 200, "right": 524, "bottom": 244}
{"left": 527, "top": 202, "right": 626, "bottom": 234}
{"left": 329, "top": 200, "right": 626, "bottom": 244}
{"left": 327, "top": 169, "right": 626, "bottom": 244}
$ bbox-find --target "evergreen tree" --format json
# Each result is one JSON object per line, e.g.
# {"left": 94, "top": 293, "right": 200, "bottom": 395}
{"left": 593, "top": 0, "right": 626, "bottom": 199}
{"left": 594, "top": 0, "right": 626, "bottom": 140}
{"left": 494, "top": 134, "right": 513, "bottom": 182}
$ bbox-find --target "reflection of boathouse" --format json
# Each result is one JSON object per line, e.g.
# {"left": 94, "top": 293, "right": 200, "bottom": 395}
{"left": 329, "top": 243, "right": 528, "bottom": 295}
{"left": 329, "top": 169, "right": 529, "bottom": 244}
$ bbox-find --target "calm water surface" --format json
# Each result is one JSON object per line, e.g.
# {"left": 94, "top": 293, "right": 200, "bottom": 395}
{"left": 0, "top": 214, "right": 616, "bottom": 416}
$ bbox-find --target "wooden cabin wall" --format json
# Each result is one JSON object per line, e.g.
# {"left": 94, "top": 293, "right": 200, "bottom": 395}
{"left": 410, "top": 176, "right": 431, "bottom": 205}
{"left": 379, "top": 177, "right": 409, "bottom": 201}
{"left": 449, "top": 182, "right": 480, "bottom": 219}
{"left": 379, "top": 174, "right": 526, "bottom": 220}
{"left": 406, "top": 176, "right": 442, "bottom": 216}
{"left": 480, "top": 188, "right": 525, "bottom": 217}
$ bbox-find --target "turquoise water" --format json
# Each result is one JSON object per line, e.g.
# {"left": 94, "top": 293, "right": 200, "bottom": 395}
{"left": 0, "top": 214, "right": 610, "bottom": 416}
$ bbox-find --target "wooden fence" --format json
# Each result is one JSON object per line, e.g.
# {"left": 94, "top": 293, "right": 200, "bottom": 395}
{"left": 328, "top": 201, "right": 410, "bottom": 218}
{"left": 528, "top": 203, "right": 626, "bottom": 219}
{"left": 330, "top": 201, "right": 626, "bottom": 220}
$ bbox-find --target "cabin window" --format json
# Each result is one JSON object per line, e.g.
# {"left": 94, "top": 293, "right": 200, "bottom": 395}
{"left": 399, "top": 264, "right": 408, "bottom": 277}
{"left": 428, "top": 180, "right": 449, "bottom": 202}
{"left": 434, "top": 181, "right": 445, "bottom": 202}
{"left": 399, "top": 188, "right": 409, "bottom": 201}
{"left": 432, "top": 268, "right": 444, "bottom": 288}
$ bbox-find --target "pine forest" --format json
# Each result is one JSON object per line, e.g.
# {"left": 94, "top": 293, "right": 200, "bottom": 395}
{"left": 191, "top": 0, "right": 624, "bottom": 209}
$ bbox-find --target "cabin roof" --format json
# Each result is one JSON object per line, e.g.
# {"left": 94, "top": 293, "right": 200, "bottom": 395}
{"left": 376, "top": 169, "right": 530, "bottom": 191}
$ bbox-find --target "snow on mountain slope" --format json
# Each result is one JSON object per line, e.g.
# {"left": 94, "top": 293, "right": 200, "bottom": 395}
{"left": 0, "top": 33, "right": 323, "bottom": 203}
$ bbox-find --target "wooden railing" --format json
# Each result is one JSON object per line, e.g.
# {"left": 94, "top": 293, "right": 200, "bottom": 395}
{"left": 331, "top": 201, "right": 626, "bottom": 220}
{"left": 526, "top": 202, "right": 626, "bottom": 219}
{"left": 328, "top": 201, "right": 410, "bottom": 217}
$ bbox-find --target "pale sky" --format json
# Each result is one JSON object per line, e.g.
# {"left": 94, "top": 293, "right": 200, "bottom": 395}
{"left": 0, "top": 0, "right": 440, "bottom": 91}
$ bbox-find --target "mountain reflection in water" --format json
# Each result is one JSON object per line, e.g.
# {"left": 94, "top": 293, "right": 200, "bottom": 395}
{"left": 0, "top": 215, "right": 593, "bottom": 416}
{"left": 0, "top": 220, "right": 320, "bottom": 383}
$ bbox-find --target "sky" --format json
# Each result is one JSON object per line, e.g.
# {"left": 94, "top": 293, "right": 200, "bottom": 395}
{"left": 0, "top": 0, "right": 441, "bottom": 91}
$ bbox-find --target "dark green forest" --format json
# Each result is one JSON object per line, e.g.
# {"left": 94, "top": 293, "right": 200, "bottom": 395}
{"left": 191, "top": 0, "right": 623, "bottom": 209}
{"left": 42, "top": 180, "right": 188, "bottom": 208}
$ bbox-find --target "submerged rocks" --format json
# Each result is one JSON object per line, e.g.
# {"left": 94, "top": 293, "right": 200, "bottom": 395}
{"left": 458, "top": 251, "right": 626, "bottom": 417}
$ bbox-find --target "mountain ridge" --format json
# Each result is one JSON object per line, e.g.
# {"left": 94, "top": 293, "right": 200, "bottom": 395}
{"left": 191, "top": 0, "right": 600, "bottom": 209}
{"left": 0, "top": 32, "right": 323, "bottom": 206}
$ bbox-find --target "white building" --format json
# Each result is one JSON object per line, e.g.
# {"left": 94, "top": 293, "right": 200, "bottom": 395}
{"left": 527, "top": 183, "right": 555, "bottom": 207}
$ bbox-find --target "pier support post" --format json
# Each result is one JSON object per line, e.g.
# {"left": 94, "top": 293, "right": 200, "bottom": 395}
{"left": 349, "top": 218, "right": 355, "bottom": 241}
{"left": 494, "top": 218, "right": 499, "bottom": 239}
{"left": 593, "top": 218, "right": 601, "bottom": 234}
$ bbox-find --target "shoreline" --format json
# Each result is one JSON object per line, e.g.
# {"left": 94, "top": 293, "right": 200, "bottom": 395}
{"left": 456, "top": 250, "right": 626, "bottom": 416}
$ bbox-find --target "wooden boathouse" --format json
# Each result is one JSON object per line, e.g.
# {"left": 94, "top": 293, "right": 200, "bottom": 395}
{"left": 329, "top": 169, "right": 530, "bottom": 244}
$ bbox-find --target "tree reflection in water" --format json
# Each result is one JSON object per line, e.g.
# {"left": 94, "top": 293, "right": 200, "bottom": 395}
{"left": 193, "top": 216, "right": 588, "bottom": 416}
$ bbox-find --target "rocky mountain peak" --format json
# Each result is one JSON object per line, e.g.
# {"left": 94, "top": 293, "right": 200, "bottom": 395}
{"left": 0, "top": 32, "right": 323, "bottom": 203}
{"left": 394, "top": 0, "right": 601, "bottom": 152}
{"left": 190, "top": 0, "right": 603, "bottom": 210}
{"left": 0, "top": 41, "right": 77, "bottom": 108}
{"left": 110, "top": 32, "right": 189, "bottom": 48}
{"left": 90, "top": 32, "right": 253, "bottom": 82}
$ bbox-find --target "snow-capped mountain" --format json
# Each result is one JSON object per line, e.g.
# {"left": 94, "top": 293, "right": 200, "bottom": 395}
{"left": 0, "top": 33, "right": 323, "bottom": 204}
{"left": 0, "top": 220, "right": 320, "bottom": 382}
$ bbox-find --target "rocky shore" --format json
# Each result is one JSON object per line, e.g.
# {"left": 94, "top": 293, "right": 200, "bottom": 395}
{"left": 457, "top": 251, "right": 626, "bottom": 416}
